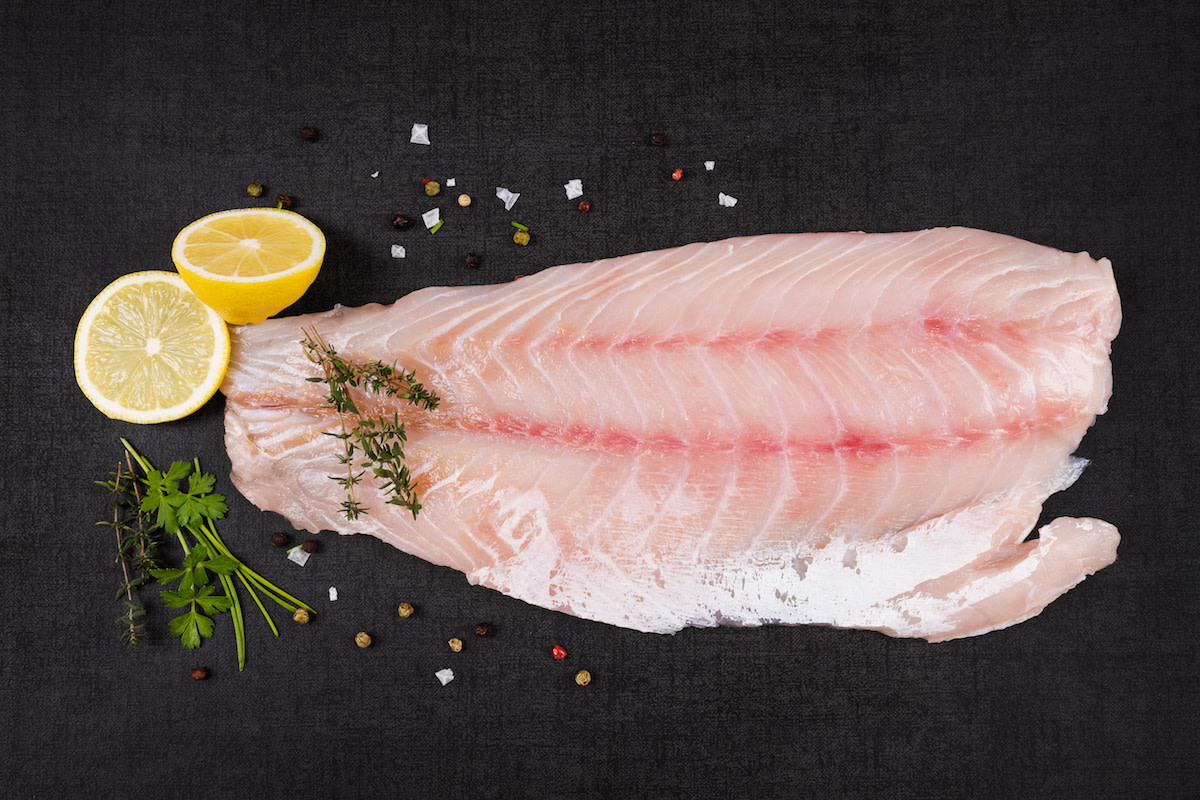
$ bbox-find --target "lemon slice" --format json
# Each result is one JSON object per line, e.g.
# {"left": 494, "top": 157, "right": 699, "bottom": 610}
{"left": 172, "top": 207, "right": 326, "bottom": 325}
{"left": 74, "top": 271, "right": 231, "bottom": 424}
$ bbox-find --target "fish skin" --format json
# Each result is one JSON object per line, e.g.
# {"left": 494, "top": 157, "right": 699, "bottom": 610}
{"left": 222, "top": 227, "right": 1121, "bottom": 640}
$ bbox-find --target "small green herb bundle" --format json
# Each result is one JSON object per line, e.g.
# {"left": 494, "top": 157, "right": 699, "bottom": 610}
{"left": 301, "top": 326, "right": 440, "bottom": 520}
{"left": 98, "top": 440, "right": 315, "bottom": 669}
{"left": 96, "top": 455, "right": 162, "bottom": 645}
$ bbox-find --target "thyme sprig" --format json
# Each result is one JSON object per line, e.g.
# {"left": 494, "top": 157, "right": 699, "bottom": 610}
{"left": 96, "top": 455, "right": 162, "bottom": 645}
{"left": 301, "top": 326, "right": 440, "bottom": 520}
{"left": 105, "top": 440, "right": 316, "bottom": 670}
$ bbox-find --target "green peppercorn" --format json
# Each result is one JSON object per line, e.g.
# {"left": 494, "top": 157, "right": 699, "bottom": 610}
{"left": 448, "top": 637, "right": 463, "bottom": 652}
{"left": 355, "top": 632, "right": 372, "bottom": 648}
{"left": 247, "top": 182, "right": 264, "bottom": 198}
{"left": 397, "top": 602, "right": 415, "bottom": 618}
{"left": 292, "top": 608, "right": 310, "bottom": 624}
{"left": 424, "top": 180, "right": 441, "bottom": 197}
{"left": 513, "top": 229, "right": 531, "bottom": 246}
{"left": 575, "top": 670, "right": 592, "bottom": 686}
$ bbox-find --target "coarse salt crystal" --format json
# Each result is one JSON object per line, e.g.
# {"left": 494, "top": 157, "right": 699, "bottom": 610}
{"left": 411, "top": 123, "right": 430, "bottom": 145}
{"left": 422, "top": 208, "right": 441, "bottom": 229}
{"left": 705, "top": 161, "right": 715, "bottom": 171}
{"left": 718, "top": 192, "right": 738, "bottom": 207}
{"left": 435, "top": 668, "right": 455, "bottom": 686}
{"left": 390, "top": 244, "right": 406, "bottom": 259}
{"left": 329, "top": 587, "right": 338, "bottom": 601}
{"left": 371, "top": 170, "right": 380, "bottom": 178}
{"left": 446, "top": 177, "right": 456, "bottom": 187}
{"left": 496, "top": 186, "right": 520, "bottom": 211}
{"left": 287, "top": 546, "right": 310, "bottom": 567}
{"left": 564, "top": 179, "right": 584, "bottom": 200}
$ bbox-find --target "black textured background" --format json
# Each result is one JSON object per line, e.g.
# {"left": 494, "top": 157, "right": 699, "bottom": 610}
{"left": 2, "top": 2, "right": 1196, "bottom": 798}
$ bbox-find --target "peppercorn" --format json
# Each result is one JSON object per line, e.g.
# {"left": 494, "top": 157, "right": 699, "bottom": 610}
{"left": 300, "top": 125, "right": 318, "bottom": 142}
{"left": 448, "top": 637, "right": 463, "bottom": 652}
{"left": 465, "top": 253, "right": 481, "bottom": 269}
{"left": 513, "top": 229, "right": 531, "bottom": 246}
{"left": 397, "top": 602, "right": 415, "bottom": 618}
{"left": 276, "top": 193, "right": 293, "bottom": 209}
{"left": 578, "top": 200, "right": 591, "bottom": 212}
{"left": 575, "top": 670, "right": 592, "bottom": 686}
{"left": 191, "top": 667, "right": 209, "bottom": 681}
{"left": 247, "top": 182, "right": 264, "bottom": 198}
{"left": 292, "top": 608, "right": 311, "bottom": 624}
{"left": 355, "top": 632, "right": 372, "bottom": 648}
{"left": 458, "top": 193, "right": 471, "bottom": 207}
{"left": 392, "top": 214, "right": 413, "bottom": 230}
{"left": 423, "top": 179, "right": 441, "bottom": 196}
{"left": 551, "top": 645, "right": 567, "bottom": 660}
{"left": 270, "top": 532, "right": 289, "bottom": 547}
{"left": 474, "top": 622, "right": 492, "bottom": 637}
{"left": 671, "top": 168, "right": 683, "bottom": 181}
{"left": 649, "top": 132, "right": 667, "bottom": 146}
{"left": 301, "top": 539, "right": 319, "bottom": 554}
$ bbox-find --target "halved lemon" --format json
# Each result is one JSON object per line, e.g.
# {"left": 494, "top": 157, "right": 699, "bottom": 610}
{"left": 74, "top": 271, "right": 231, "bottom": 424}
{"left": 172, "top": 207, "right": 325, "bottom": 325}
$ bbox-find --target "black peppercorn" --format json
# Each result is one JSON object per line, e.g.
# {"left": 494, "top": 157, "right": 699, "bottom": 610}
{"left": 300, "top": 125, "right": 318, "bottom": 141}
{"left": 270, "top": 532, "right": 289, "bottom": 548}
{"left": 301, "top": 539, "right": 318, "bottom": 554}
{"left": 465, "top": 253, "right": 481, "bottom": 269}
{"left": 474, "top": 622, "right": 492, "bottom": 637}
{"left": 276, "top": 193, "right": 293, "bottom": 209}
{"left": 191, "top": 667, "right": 209, "bottom": 681}
{"left": 649, "top": 132, "right": 667, "bottom": 146}
{"left": 392, "top": 214, "right": 413, "bottom": 230}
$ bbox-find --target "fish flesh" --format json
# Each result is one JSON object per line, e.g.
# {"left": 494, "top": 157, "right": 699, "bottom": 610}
{"left": 221, "top": 228, "right": 1121, "bottom": 641}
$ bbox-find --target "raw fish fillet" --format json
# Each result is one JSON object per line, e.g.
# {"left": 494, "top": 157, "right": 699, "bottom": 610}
{"left": 222, "top": 228, "right": 1121, "bottom": 641}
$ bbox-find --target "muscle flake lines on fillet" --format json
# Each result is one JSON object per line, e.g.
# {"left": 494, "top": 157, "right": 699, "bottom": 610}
{"left": 222, "top": 227, "right": 1120, "bottom": 640}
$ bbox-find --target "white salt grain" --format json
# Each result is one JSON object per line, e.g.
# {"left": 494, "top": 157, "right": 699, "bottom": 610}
{"left": 705, "top": 161, "right": 715, "bottom": 171}
{"left": 371, "top": 170, "right": 380, "bottom": 178}
{"left": 422, "top": 208, "right": 441, "bottom": 229}
{"left": 564, "top": 179, "right": 584, "bottom": 200}
{"left": 435, "top": 668, "right": 455, "bottom": 686}
{"left": 718, "top": 192, "right": 738, "bottom": 207}
{"left": 411, "top": 123, "right": 430, "bottom": 145}
{"left": 495, "top": 186, "right": 520, "bottom": 211}
{"left": 446, "top": 177, "right": 456, "bottom": 187}
{"left": 329, "top": 587, "right": 338, "bottom": 601}
{"left": 287, "top": 546, "right": 310, "bottom": 567}
{"left": 390, "top": 244, "right": 406, "bottom": 259}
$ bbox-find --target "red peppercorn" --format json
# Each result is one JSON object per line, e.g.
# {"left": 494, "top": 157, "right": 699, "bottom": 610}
{"left": 465, "top": 253, "right": 481, "bottom": 269}
{"left": 300, "top": 126, "right": 318, "bottom": 142}
{"left": 475, "top": 622, "right": 492, "bottom": 637}
{"left": 578, "top": 200, "right": 591, "bottom": 212}
{"left": 671, "top": 168, "right": 683, "bottom": 181}
{"left": 276, "top": 193, "right": 293, "bottom": 209}
{"left": 301, "top": 539, "right": 318, "bottom": 554}
{"left": 649, "top": 132, "right": 667, "bottom": 146}
{"left": 191, "top": 667, "right": 209, "bottom": 681}
{"left": 551, "top": 645, "right": 567, "bottom": 660}
{"left": 392, "top": 214, "right": 413, "bottom": 230}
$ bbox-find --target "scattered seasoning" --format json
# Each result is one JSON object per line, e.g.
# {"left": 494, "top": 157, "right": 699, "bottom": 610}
{"left": 551, "top": 645, "right": 567, "bottom": 661}
{"left": 191, "top": 667, "right": 209, "bottom": 681}
{"left": 424, "top": 179, "right": 441, "bottom": 197}
{"left": 270, "top": 532, "right": 289, "bottom": 547}
{"left": 276, "top": 193, "right": 293, "bottom": 209}
{"left": 578, "top": 200, "right": 591, "bottom": 212}
{"left": 301, "top": 539, "right": 319, "bottom": 554}
{"left": 246, "top": 182, "right": 264, "bottom": 198}
{"left": 474, "top": 622, "right": 492, "bottom": 637}
{"left": 392, "top": 214, "right": 413, "bottom": 230}
{"left": 575, "top": 670, "right": 592, "bottom": 686}
{"left": 292, "top": 608, "right": 311, "bottom": 624}
{"left": 458, "top": 193, "right": 472, "bottom": 207}
{"left": 397, "top": 602, "right": 415, "bottom": 618}
{"left": 513, "top": 229, "right": 531, "bottom": 246}
{"left": 465, "top": 253, "right": 481, "bottom": 269}
{"left": 649, "top": 132, "right": 667, "bottom": 146}
{"left": 448, "top": 637, "right": 463, "bottom": 652}
{"left": 672, "top": 168, "right": 683, "bottom": 181}
{"left": 355, "top": 632, "right": 372, "bottom": 648}
{"left": 300, "top": 125, "right": 319, "bottom": 142}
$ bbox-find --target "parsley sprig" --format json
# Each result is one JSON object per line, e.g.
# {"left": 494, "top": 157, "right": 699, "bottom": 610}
{"left": 114, "top": 439, "right": 315, "bottom": 669}
{"left": 301, "top": 326, "right": 440, "bottom": 520}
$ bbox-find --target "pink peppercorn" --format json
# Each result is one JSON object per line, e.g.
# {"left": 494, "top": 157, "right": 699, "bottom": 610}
{"left": 671, "top": 168, "right": 683, "bottom": 181}
{"left": 551, "top": 645, "right": 567, "bottom": 661}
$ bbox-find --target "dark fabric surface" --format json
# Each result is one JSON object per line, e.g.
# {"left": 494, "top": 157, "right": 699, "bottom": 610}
{"left": 1, "top": 1, "right": 1196, "bottom": 797}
